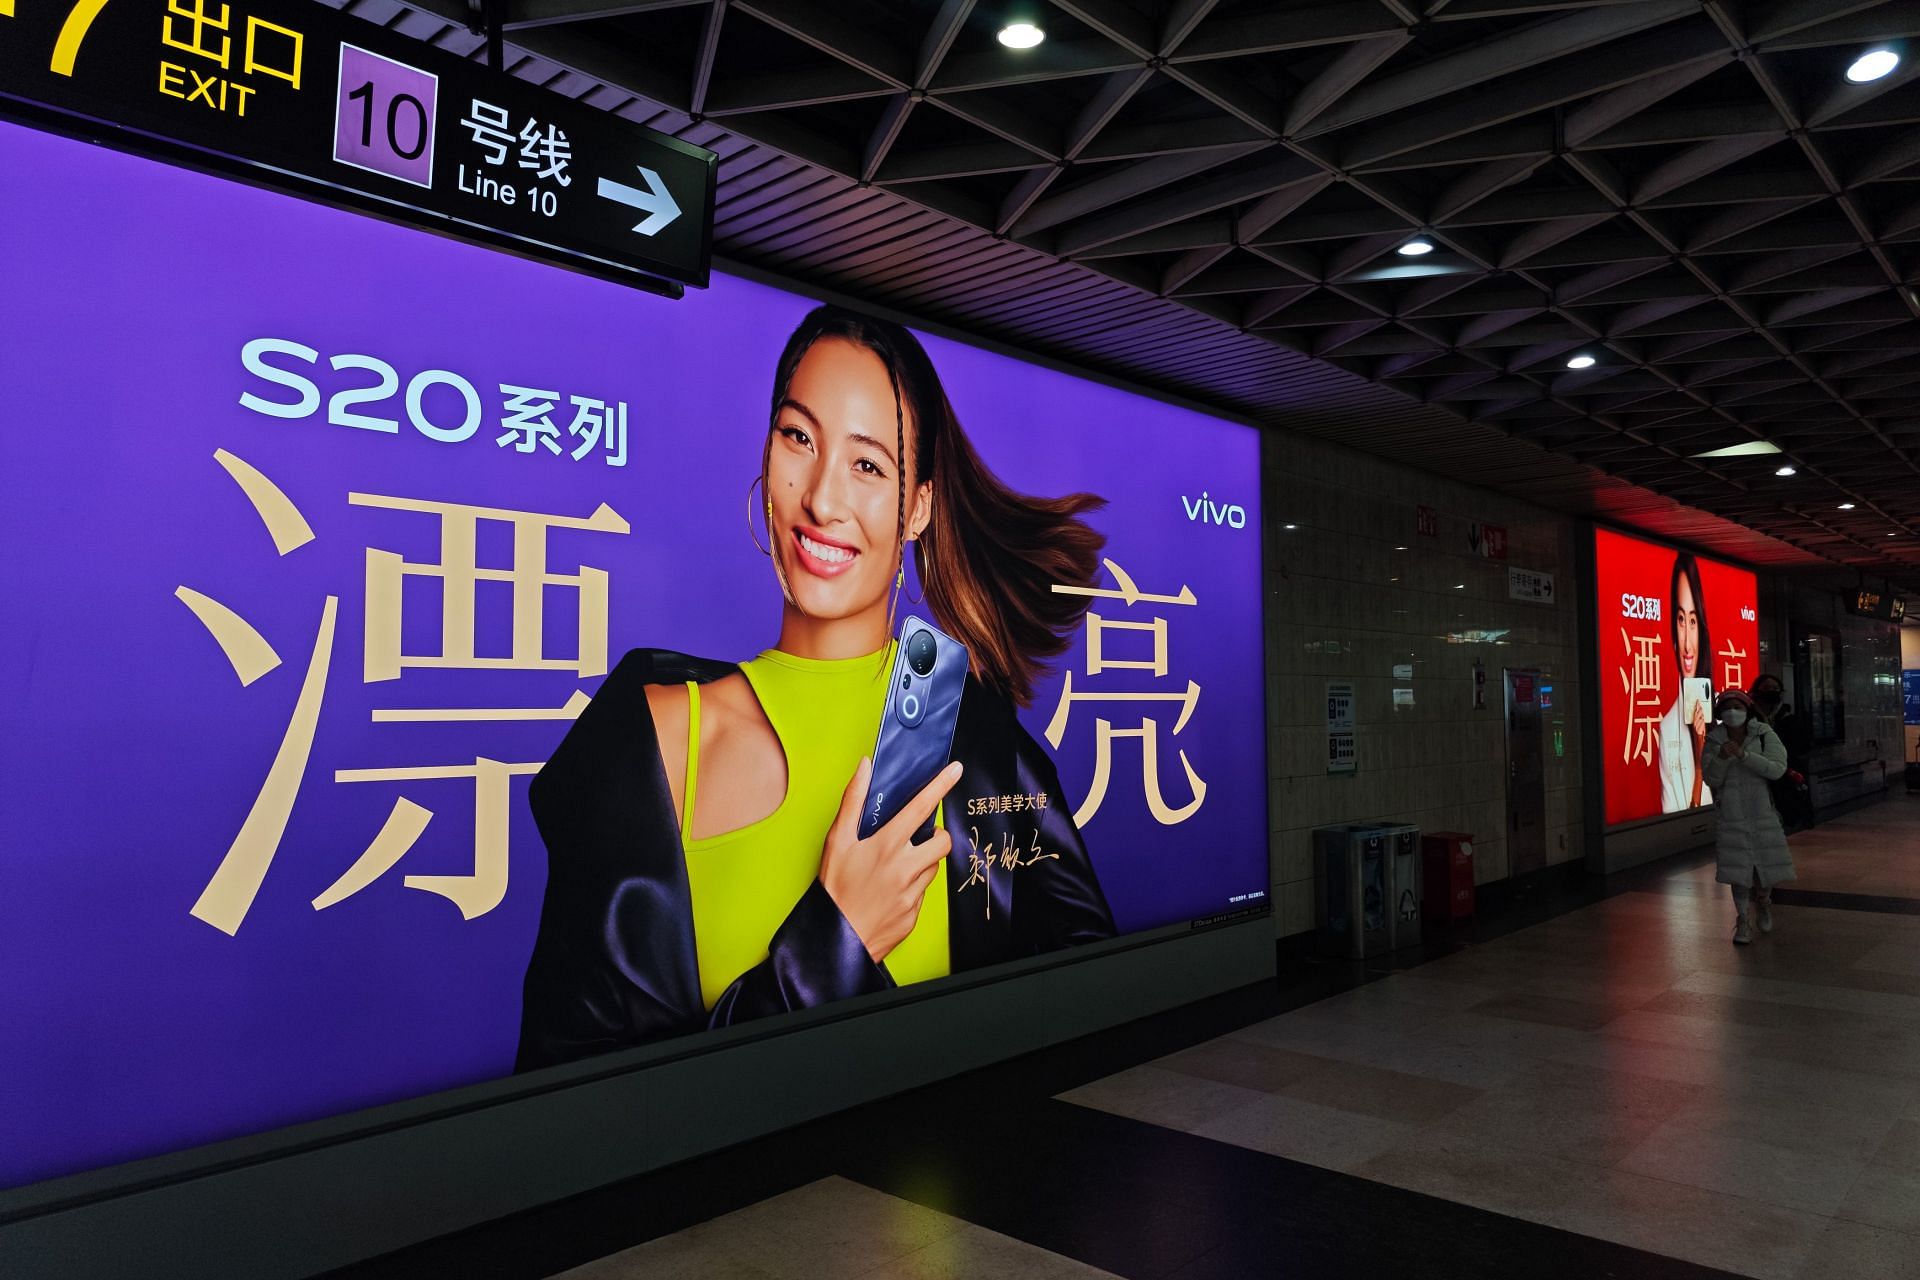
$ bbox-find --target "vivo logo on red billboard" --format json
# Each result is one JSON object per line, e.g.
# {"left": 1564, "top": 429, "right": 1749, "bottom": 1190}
{"left": 1182, "top": 492, "right": 1247, "bottom": 529}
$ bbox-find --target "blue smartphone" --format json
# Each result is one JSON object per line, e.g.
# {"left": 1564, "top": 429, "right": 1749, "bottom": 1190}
{"left": 859, "top": 616, "right": 968, "bottom": 843}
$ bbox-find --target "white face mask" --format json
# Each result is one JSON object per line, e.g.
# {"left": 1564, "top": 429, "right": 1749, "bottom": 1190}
{"left": 1721, "top": 709, "right": 1748, "bottom": 729}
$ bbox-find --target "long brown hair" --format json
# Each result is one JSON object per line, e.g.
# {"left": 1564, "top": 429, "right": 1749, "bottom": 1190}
{"left": 767, "top": 305, "right": 1106, "bottom": 705}
{"left": 1670, "top": 552, "right": 1710, "bottom": 682}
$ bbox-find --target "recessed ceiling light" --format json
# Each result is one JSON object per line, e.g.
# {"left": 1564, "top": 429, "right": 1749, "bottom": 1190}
{"left": 997, "top": 21, "right": 1045, "bottom": 49}
{"left": 1775, "top": 465, "right": 1797, "bottom": 477}
{"left": 1397, "top": 237, "right": 1435, "bottom": 256}
{"left": 1394, "top": 545, "right": 1408, "bottom": 551}
{"left": 1846, "top": 49, "right": 1900, "bottom": 83}
{"left": 1839, "top": 502, "right": 1857, "bottom": 510}
{"left": 1283, "top": 523, "right": 1297, "bottom": 530}
{"left": 1566, "top": 354, "right": 1597, "bottom": 370}
{"left": 1455, "top": 583, "right": 1465, "bottom": 589}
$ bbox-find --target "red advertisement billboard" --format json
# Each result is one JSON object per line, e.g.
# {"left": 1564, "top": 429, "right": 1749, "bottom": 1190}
{"left": 1595, "top": 528, "right": 1760, "bottom": 826}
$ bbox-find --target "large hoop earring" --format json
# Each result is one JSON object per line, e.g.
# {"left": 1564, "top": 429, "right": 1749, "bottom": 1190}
{"left": 885, "top": 555, "right": 902, "bottom": 641}
{"left": 905, "top": 539, "right": 925, "bottom": 605}
{"left": 763, "top": 480, "right": 797, "bottom": 608}
{"left": 746, "top": 475, "right": 770, "bottom": 556}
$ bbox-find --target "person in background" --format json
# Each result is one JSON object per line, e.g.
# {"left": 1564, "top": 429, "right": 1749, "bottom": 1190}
{"left": 1703, "top": 689, "right": 1794, "bottom": 945}
{"left": 1751, "top": 673, "right": 1813, "bottom": 831}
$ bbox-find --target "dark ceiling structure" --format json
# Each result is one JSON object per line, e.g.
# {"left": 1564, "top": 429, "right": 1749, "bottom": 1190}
{"left": 357, "top": 0, "right": 1920, "bottom": 589}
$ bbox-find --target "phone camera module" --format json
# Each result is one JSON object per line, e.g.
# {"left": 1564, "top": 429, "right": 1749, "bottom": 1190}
{"left": 906, "top": 628, "right": 937, "bottom": 676}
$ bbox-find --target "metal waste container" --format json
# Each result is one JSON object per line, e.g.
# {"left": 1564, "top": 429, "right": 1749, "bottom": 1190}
{"left": 1374, "top": 823, "right": 1422, "bottom": 949}
{"left": 1315, "top": 823, "right": 1422, "bottom": 959}
{"left": 1314, "top": 824, "right": 1390, "bottom": 959}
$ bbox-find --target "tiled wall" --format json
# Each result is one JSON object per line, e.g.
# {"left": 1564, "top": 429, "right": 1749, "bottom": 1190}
{"left": 1260, "top": 432, "right": 1586, "bottom": 939}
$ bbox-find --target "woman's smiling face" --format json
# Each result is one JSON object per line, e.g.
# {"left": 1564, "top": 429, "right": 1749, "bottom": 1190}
{"left": 767, "top": 337, "right": 930, "bottom": 623}
{"left": 1675, "top": 571, "right": 1700, "bottom": 679}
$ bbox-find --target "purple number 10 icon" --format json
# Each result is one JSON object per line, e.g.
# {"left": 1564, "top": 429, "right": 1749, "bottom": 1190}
{"left": 333, "top": 44, "right": 439, "bottom": 190}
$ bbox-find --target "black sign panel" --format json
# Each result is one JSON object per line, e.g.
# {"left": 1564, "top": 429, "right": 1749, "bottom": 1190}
{"left": 0, "top": 0, "right": 715, "bottom": 287}
{"left": 1843, "top": 588, "right": 1906, "bottom": 622}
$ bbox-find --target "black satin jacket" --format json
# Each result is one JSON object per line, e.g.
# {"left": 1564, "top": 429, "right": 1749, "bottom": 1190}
{"left": 514, "top": 648, "right": 1116, "bottom": 1072}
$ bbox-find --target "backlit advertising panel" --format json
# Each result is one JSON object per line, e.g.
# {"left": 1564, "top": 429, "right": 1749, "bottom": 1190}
{"left": 0, "top": 117, "right": 1266, "bottom": 1190}
{"left": 1595, "top": 527, "right": 1760, "bottom": 826}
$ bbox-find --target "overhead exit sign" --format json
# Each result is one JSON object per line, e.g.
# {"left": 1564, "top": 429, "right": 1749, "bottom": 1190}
{"left": 0, "top": 0, "right": 715, "bottom": 288}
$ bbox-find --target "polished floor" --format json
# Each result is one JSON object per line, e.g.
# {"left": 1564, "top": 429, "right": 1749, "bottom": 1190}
{"left": 1064, "top": 823, "right": 1920, "bottom": 1277}
{"left": 336, "top": 796, "right": 1920, "bottom": 1280}
{"left": 549, "top": 1178, "right": 1121, "bottom": 1280}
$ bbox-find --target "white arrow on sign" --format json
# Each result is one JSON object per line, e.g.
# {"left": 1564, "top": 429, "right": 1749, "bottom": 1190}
{"left": 596, "top": 166, "right": 681, "bottom": 237}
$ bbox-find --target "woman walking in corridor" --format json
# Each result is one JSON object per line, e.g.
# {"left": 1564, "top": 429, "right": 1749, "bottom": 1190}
{"left": 1702, "top": 689, "right": 1795, "bottom": 945}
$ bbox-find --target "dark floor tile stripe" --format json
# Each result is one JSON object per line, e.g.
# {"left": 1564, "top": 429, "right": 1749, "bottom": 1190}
{"left": 838, "top": 1102, "right": 1745, "bottom": 1280}
{"left": 1768, "top": 887, "right": 1920, "bottom": 916}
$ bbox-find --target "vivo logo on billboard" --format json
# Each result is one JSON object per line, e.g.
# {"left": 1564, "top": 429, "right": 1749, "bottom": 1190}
{"left": 1741, "top": 606, "right": 1756, "bottom": 621}
{"left": 1182, "top": 492, "right": 1247, "bottom": 529}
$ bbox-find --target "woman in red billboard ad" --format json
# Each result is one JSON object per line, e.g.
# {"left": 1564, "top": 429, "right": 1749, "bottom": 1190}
{"left": 1658, "top": 554, "right": 1713, "bottom": 814}
{"left": 513, "top": 306, "right": 1116, "bottom": 1070}
{"left": 1600, "top": 530, "right": 1761, "bottom": 825}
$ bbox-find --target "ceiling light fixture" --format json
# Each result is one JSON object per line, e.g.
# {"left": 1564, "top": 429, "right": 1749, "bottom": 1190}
{"left": 1692, "top": 440, "right": 1783, "bottom": 459}
{"left": 997, "top": 20, "right": 1045, "bottom": 49}
{"left": 1775, "top": 465, "right": 1797, "bottom": 477}
{"left": 1283, "top": 523, "right": 1297, "bottom": 530}
{"left": 1846, "top": 49, "right": 1900, "bottom": 83}
{"left": 1397, "top": 237, "right": 1435, "bottom": 256}
{"left": 1566, "top": 354, "right": 1596, "bottom": 370}
{"left": 1839, "top": 502, "right": 1857, "bottom": 510}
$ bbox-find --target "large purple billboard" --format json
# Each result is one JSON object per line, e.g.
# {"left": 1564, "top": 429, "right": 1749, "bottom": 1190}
{"left": 0, "top": 116, "right": 1265, "bottom": 1191}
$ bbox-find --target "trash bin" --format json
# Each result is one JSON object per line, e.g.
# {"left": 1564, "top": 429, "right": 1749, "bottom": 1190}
{"left": 1314, "top": 825, "right": 1390, "bottom": 959}
{"left": 1422, "top": 832, "right": 1476, "bottom": 924}
{"left": 1313, "top": 823, "right": 1421, "bottom": 956}
{"left": 1376, "top": 823, "right": 1422, "bottom": 948}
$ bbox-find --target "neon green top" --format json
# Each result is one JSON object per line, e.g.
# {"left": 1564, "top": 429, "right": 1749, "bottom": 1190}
{"left": 680, "top": 645, "right": 950, "bottom": 1011}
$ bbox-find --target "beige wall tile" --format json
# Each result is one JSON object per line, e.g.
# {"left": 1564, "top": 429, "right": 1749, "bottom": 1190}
{"left": 1261, "top": 432, "right": 1588, "bottom": 937}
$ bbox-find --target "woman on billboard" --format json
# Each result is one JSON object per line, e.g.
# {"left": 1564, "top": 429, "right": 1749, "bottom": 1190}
{"left": 514, "top": 306, "right": 1116, "bottom": 1070}
{"left": 1658, "top": 553, "right": 1713, "bottom": 813}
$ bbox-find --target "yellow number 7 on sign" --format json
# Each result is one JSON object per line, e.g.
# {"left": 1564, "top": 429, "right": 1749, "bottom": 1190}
{"left": 46, "top": 0, "right": 110, "bottom": 76}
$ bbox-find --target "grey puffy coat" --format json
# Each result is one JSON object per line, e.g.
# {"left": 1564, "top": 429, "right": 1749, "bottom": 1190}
{"left": 1702, "top": 720, "right": 1794, "bottom": 887}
